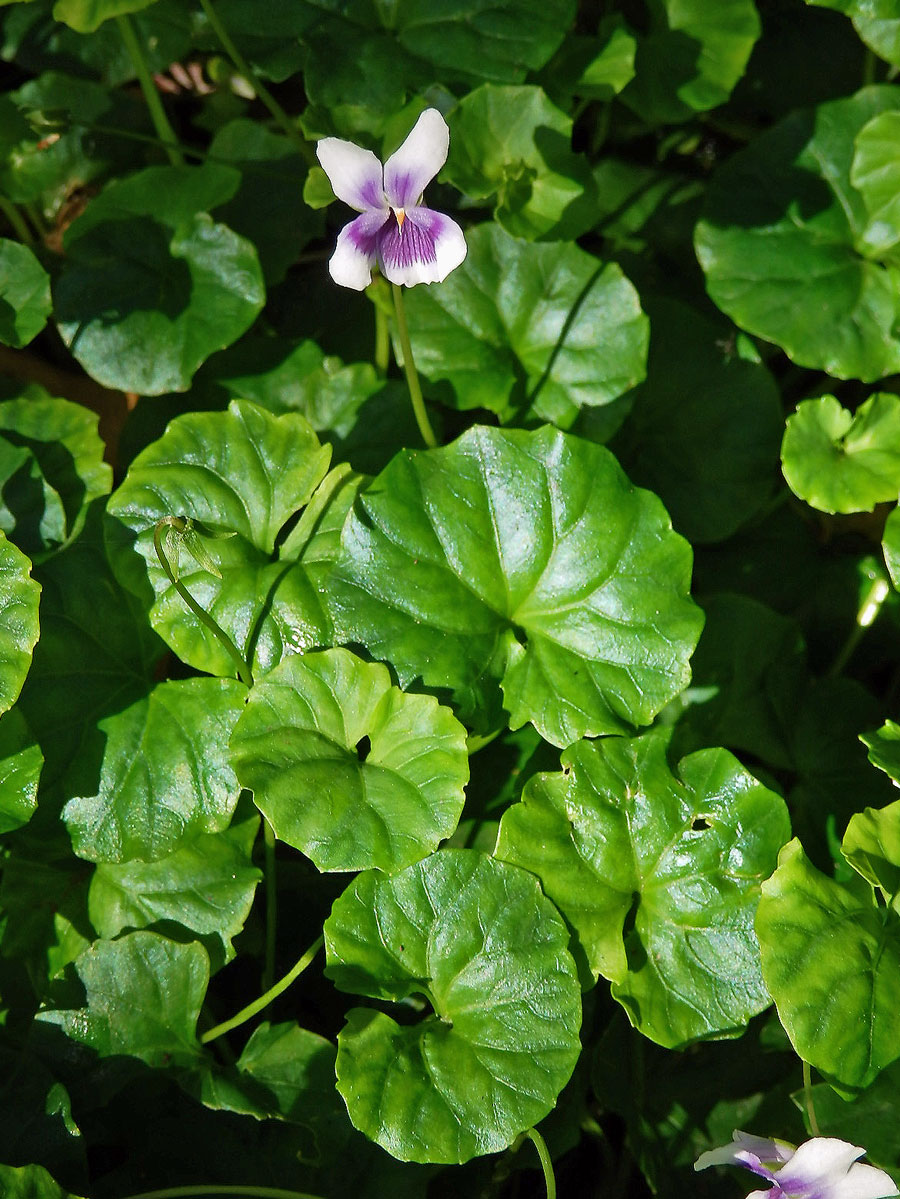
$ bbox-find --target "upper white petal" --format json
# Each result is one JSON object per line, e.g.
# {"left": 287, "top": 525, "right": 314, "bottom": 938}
{"left": 383, "top": 108, "right": 450, "bottom": 210}
{"left": 824, "top": 1163, "right": 900, "bottom": 1199}
{"left": 316, "top": 136, "right": 384, "bottom": 212}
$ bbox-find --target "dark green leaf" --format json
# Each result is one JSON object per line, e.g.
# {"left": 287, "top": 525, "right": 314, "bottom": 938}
{"left": 0, "top": 238, "right": 51, "bottom": 348}
{"left": 0, "top": 529, "right": 40, "bottom": 717}
{"left": 0, "top": 1164, "right": 85, "bottom": 1199}
{"left": 0, "top": 708, "right": 42, "bottom": 834}
{"left": 52, "top": 0, "right": 159, "bottom": 32}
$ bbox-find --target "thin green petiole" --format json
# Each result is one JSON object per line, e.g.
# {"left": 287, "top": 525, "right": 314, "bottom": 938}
{"left": 262, "top": 816, "right": 277, "bottom": 996}
{"left": 391, "top": 282, "right": 438, "bottom": 449}
{"left": 802, "top": 1059, "right": 820, "bottom": 1136}
{"left": 828, "top": 570, "right": 890, "bottom": 677}
{"left": 525, "top": 1127, "right": 556, "bottom": 1199}
{"left": 0, "top": 196, "right": 34, "bottom": 245}
{"left": 201, "top": 934, "right": 324, "bottom": 1044}
{"left": 116, "top": 14, "right": 183, "bottom": 166}
{"left": 120, "top": 1187, "right": 325, "bottom": 1199}
{"left": 154, "top": 518, "right": 253, "bottom": 688}
{"left": 197, "top": 0, "right": 315, "bottom": 165}
{"left": 374, "top": 303, "right": 390, "bottom": 378}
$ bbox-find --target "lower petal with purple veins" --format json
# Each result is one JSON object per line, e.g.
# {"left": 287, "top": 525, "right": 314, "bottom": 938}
{"left": 377, "top": 205, "right": 467, "bottom": 288}
{"left": 328, "top": 208, "right": 389, "bottom": 291}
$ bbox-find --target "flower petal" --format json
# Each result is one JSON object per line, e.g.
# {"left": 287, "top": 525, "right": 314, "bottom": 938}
{"left": 316, "top": 136, "right": 384, "bottom": 212}
{"left": 775, "top": 1140, "right": 897, "bottom": 1199}
{"left": 695, "top": 1131, "right": 791, "bottom": 1178}
{"left": 383, "top": 108, "right": 449, "bottom": 209}
{"left": 822, "top": 1163, "right": 900, "bottom": 1199}
{"left": 328, "top": 210, "right": 389, "bottom": 291}
{"left": 377, "top": 206, "right": 467, "bottom": 288}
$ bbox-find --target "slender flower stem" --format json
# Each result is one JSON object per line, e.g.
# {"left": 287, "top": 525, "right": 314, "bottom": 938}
{"left": 525, "top": 1128, "right": 556, "bottom": 1199}
{"left": 120, "top": 1187, "right": 325, "bottom": 1199}
{"left": 391, "top": 282, "right": 438, "bottom": 449}
{"left": 200, "top": 935, "right": 324, "bottom": 1044}
{"left": 828, "top": 572, "right": 890, "bottom": 677}
{"left": 196, "top": 0, "right": 315, "bottom": 165}
{"left": 154, "top": 518, "right": 253, "bottom": 688}
{"left": 116, "top": 14, "right": 183, "bottom": 167}
{"left": 0, "top": 196, "right": 34, "bottom": 245}
{"left": 262, "top": 816, "right": 277, "bottom": 996}
{"left": 374, "top": 304, "right": 390, "bottom": 378}
{"left": 802, "top": 1060, "right": 821, "bottom": 1136}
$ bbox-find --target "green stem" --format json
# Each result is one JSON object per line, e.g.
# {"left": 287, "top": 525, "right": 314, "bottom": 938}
{"left": 154, "top": 518, "right": 253, "bottom": 688}
{"left": 828, "top": 572, "right": 890, "bottom": 677}
{"left": 201, "top": 935, "right": 324, "bottom": 1045}
{"left": 374, "top": 303, "right": 390, "bottom": 378}
{"left": 120, "top": 1188, "right": 325, "bottom": 1199}
{"left": 0, "top": 196, "right": 34, "bottom": 245}
{"left": 391, "top": 282, "right": 438, "bottom": 449}
{"left": 21, "top": 201, "right": 47, "bottom": 238}
{"left": 197, "top": 0, "right": 314, "bottom": 164}
{"left": 525, "top": 1128, "right": 556, "bottom": 1199}
{"left": 116, "top": 14, "right": 183, "bottom": 166}
{"left": 863, "top": 47, "right": 877, "bottom": 86}
{"left": 803, "top": 1059, "right": 821, "bottom": 1136}
{"left": 262, "top": 817, "right": 277, "bottom": 996}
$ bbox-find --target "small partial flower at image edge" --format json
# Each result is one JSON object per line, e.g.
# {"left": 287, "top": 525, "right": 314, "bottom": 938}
{"left": 315, "top": 107, "right": 467, "bottom": 290}
{"left": 695, "top": 1130, "right": 899, "bottom": 1199}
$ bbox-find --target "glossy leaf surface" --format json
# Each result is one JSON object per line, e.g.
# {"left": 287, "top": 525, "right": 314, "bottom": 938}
{"left": 0, "top": 529, "right": 40, "bottom": 717}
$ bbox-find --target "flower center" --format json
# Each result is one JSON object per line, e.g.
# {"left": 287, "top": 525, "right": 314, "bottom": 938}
{"left": 393, "top": 207, "right": 406, "bottom": 232}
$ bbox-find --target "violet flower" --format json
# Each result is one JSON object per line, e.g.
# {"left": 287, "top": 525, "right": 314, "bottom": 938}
{"left": 316, "top": 108, "right": 467, "bottom": 290}
{"left": 695, "top": 1130, "right": 898, "bottom": 1199}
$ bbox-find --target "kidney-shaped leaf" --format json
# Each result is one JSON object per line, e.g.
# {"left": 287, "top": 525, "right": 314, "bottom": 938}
{"left": 781, "top": 394, "right": 900, "bottom": 513}
{"left": 324, "top": 849, "right": 581, "bottom": 1163}
{"left": 850, "top": 110, "right": 900, "bottom": 256}
{"left": 807, "top": 0, "right": 900, "bottom": 67}
{"left": 403, "top": 223, "right": 648, "bottom": 430}
{"left": 62, "top": 676, "right": 246, "bottom": 864}
{"left": 0, "top": 1165, "right": 85, "bottom": 1199}
{"left": 54, "top": 164, "right": 265, "bottom": 394}
{"left": 52, "top": 0, "right": 160, "bottom": 32}
{"left": 0, "top": 238, "right": 51, "bottom": 348}
{"left": 0, "top": 529, "right": 40, "bottom": 717}
{"left": 696, "top": 86, "right": 900, "bottom": 382}
{"left": 230, "top": 648, "right": 468, "bottom": 874}
{"left": 106, "top": 400, "right": 332, "bottom": 679}
{"left": 495, "top": 733, "right": 790, "bottom": 1046}
{"left": 757, "top": 838, "right": 900, "bottom": 1090}
{"left": 0, "top": 708, "right": 42, "bottom": 835}
{"left": 842, "top": 798, "right": 900, "bottom": 900}
{"left": 332, "top": 425, "right": 703, "bottom": 746}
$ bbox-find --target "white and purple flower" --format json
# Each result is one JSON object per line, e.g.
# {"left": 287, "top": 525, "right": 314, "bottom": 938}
{"left": 695, "top": 1130, "right": 898, "bottom": 1199}
{"left": 316, "top": 108, "right": 467, "bottom": 291}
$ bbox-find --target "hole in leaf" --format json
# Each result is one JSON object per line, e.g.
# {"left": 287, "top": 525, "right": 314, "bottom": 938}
{"left": 691, "top": 815, "right": 711, "bottom": 831}
{"left": 356, "top": 735, "right": 371, "bottom": 762}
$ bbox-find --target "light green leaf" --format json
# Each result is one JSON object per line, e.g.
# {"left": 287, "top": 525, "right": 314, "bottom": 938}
{"left": 621, "top": 0, "right": 761, "bottom": 124}
{"left": 0, "top": 1165, "right": 85, "bottom": 1199}
{"left": 54, "top": 164, "right": 265, "bottom": 394}
{"left": 850, "top": 110, "right": 900, "bottom": 255}
{"left": 495, "top": 733, "right": 790, "bottom": 1045}
{"left": 883, "top": 506, "right": 900, "bottom": 591}
{"left": 230, "top": 648, "right": 468, "bottom": 874}
{"left": 781, "top": 394, "right": 900, "bottom": 513}
{"left": 62, "top": 676, "right": 247, "bottom": 864}
{"left": 807, "top": 0, "right": 900, "bottom": 66}
{"left": 842, "top": 798, "right": 900, "bottom": 899}
{"left": 403, "top": 223, "right": 649, "bottom": 429}
{"left": 0, "top": 238, "right": 51, "bottom": 348}
{"left": 88, "top": 812, "right": 261, "bottom": 963}
{"left": 542, "top": 19, "right": 636, "bottom": 104}
{"left": 696, "top": 86, "right": 900, "bottom": 382}
{"left": 38, "top": 931, "right": 207, "bottom": 1068}
{"left": 106, "top": 400, "right": 332, "bottom": 679}
{"left": 325, "top": 849, "right": 582, "bottom": 1163}
{"left": 0, "top": 708, "right": 42, "bottom": 835}
{"left": 0, "top": 529, "right": 40, "bottom": 717}
{"left": 332, "top": 425, "right": 702, "bottom": 746}
{"left": 862, "top": 718, "right": 900, "bottom": 783}
{"left": 757, "top": 838, "right": 900, "bottom": 1090}
{"left": 52, "top": 0, "right": 159, "bottom": 32}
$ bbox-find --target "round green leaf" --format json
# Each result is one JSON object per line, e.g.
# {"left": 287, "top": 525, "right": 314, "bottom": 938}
{"left": 403, "top": 223, "right": 648, "bottom": 430}
{"left": 0, "top": 1165, "right": 85, "bottom": 1199}
{"left": 495, "top": 733, "right": 790, "bottom": 1046}
{"left": 54, "top": 164, "right": 265, "bottom": 394}
{"left": 696, "top": 86, "right": 900, "bottom": 382}
{"left": 621, "top": 0, "right": 761, "bottom": 124}
{"left": 106, "top": 400, "right": 332, "bottom": 679}
{"left": 231, "top": 648, "right": 468, "bottom": 874}
{"left": 808, "top": 0, "right": 900, "bottom": 66}
{"left": 850, "top": 110, "right": 900, "bottom": 255}
{"left": 0, "top": 529, "right": 40, "bottom": 717}
{"left": 781, "top": 394, "right": 900, "bottom": 513}
{"left": 757, "top": 838, "right": 900, "bottom": 1089}
{"left": 332, "top": 425, "right": 702, "bottom": 747}
{"left": 842, "top": 797, "right": 900, "bottom": 899}
{"left": 0, "top": 708, "right": 42, "bottom": 835}
{"left": 52, "top": 0, "right": 159, "bottom": 32}
{"left": 62, "top": 676, "right": 246, "bottom": 863}
{"left": 862, "top": 718, "right": 900, "bottom": 783}
{"left": 37, "top": 930, "right": 207, "bottom": 1068}
{"left": 883, "top": 506, "right": 900, "bottom": 590}
{"left": 324, "top": 849, "right": 582, "bottom": 1163}
{"left": 0, "top": 237, "right": 51, "bottom": 348}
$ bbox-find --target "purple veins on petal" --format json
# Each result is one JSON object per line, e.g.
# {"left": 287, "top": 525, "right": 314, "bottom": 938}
{"left": 378, "top": 211, "right": 438, "bottom": 272}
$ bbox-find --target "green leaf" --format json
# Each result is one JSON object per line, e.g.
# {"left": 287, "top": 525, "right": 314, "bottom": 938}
{"left": 621, "top": 0, "right": 761, "bottom": 124}
{"left": 781, "top": 394, "right": 900, "bottom": 513}
{"left": 403, "top": 223, "right": 649, "bottom": 429}
{"left": 842, "top": 798, "right": 900, "bottom": 899}
{"left": 231, "top": 648, "right": 468, "bottom": 874}
{"left": 0, "top": 529, "right": 40, "bottom": 717}
{"left": 52, "top": 0, "right": 159, "bottom": 32}
{"left": 0, "top": 1164, "right": 85, "bottom": 1199}
{"left": 332, "top": 425, "right": 702, "bottom": 746}
{"left": 495, "top": 733, "right": 790, "bottom": 1045}
{"left": 757, "top": 838, "right": 900, "bottom": 1089}
{"left": 62, "top": 677, "right": 247, "bottom": 864}
{"left": 807, "top": 0, "right": 900, "bottom": 66}
{"left": 850, "top": 110, "right": 900, "bottom": 255}
{"left": 0, "top": 238, "right": 51, "bottom": 348}
{"left": 541, "top": 19, "right": 636, "bottom": 104}
{"left": 0, "top": 708, "right": 42, "bottom": 835}
{"left": 696, "top": 86, "right": 900, "bottom": 382}
{"left": 0, "top": 389, "right": 112, "bottom": 558}
{"left": 54, "top": 164, "right": 265, "bottom": 394}
{"left": 445, "top": 85, "right": 595, "bottom": 240}
{"left": 106, "top": 400, "right": 332, "bottom": 679}
{"left": 862, "top": 718, "right": 900, "bottom": 783}
{"left": 0, "top": 849, "right": 92, "bottom": 991}
{"left": 88, "top": 811, "right": 261, "bottom": 963}
{"left": 883, "top": 506, "right": 900, "bottom": 591}
{"left": 38, "top": 931, "right": 207, "bottom": 1068}
{"left": 324, "top": 849, "right": 582, "bottom": 1163}
{"left": 610, "top": 297, "right": 782, "bottom": 543}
